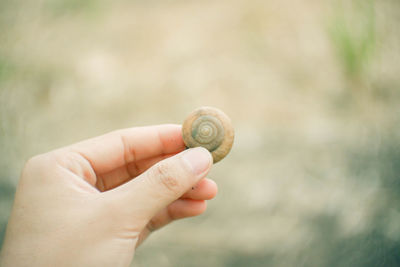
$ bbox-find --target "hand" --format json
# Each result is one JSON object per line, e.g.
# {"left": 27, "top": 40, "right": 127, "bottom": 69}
{"left": 0, "top": 124, "right": 216, "bottom": 267}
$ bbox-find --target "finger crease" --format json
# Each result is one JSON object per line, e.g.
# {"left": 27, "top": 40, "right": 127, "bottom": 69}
{"left": 96, "top": 175, "right": 106, "bottom": 192}
{"left": 147, "top": 219, "right": 157, "bottom": 232}
{"left": 121, "top": 135, "right": 140, "bottom": 177}
{"left": 127, "top": 161, "right": 140, "bottom": 178}
{"left": 166, "top": 205, "right": 177, "bottom": 221}
{"left": 67, "top": 150, "right": 98, "bottom": 187}
{"left": 156, "top": 128, "right": 167, "bottom": 156}
{"left": 72, "top": 150, "right": 94, "bottom": 169}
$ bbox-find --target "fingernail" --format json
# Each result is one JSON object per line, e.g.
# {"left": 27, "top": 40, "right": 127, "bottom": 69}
{"left": 183, "top": 147, "right": 212, "bottom": 176}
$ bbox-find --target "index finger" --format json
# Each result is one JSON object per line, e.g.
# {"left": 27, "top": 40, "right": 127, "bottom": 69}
{"left": 63, "top": 124, "right": 185, "bottom": 175}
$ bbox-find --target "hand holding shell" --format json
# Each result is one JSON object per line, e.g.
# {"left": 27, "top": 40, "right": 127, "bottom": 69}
{"left": 182, "top": 107, "right": 234, "bottom": 163}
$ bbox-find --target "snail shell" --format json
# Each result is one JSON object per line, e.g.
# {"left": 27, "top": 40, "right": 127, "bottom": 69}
{"left": 182, "top": 107, "right": 234, "bottom": 163}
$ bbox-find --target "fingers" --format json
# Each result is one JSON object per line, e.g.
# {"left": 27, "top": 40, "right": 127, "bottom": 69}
{"left": 136, "top": 181, "right": 217, "bottom": 248}
{"left": 96, "top": 153, "right": 177, "bottom": 191}
{"left": 150, "top": 199, "right": 207, "bottom": 230}
{"left": 136, "top": 199, "right": 207, "bottom": 248}
{"left": 62, "top": 124, "right": 185, "bottom": 175}
{"left": 181, "top": 178, "right": 218, "bottom": 200}
{"left": 108, "top": 147, "right": 213, "bottom": 223}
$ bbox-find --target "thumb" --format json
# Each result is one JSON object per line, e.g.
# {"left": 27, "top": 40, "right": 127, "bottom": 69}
{"left": 110, "top": 147, "right": 213, "bottom": 223}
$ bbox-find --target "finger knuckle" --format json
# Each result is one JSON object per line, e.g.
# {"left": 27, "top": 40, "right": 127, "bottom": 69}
{"left": 21, "top": 154, "right": 54, "bottom": 184}
{"left": 153, "top": 162, "right": 181, "bottom": 195}
{"left": 24, "top": 154, "right": 46, "bottom": 171}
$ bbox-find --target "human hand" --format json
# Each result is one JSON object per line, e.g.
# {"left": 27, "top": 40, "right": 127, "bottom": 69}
{"left": 0, "top": 124, "right": 216, "bottom": 267}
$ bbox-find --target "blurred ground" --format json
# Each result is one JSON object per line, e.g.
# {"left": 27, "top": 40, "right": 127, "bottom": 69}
{"left": 1, "top": 0, "right": 400, "bottom": 266}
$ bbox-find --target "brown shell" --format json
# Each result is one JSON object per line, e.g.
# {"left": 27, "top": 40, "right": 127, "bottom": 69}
{"left": 182, "top": 106, "right": 234, "bottom": 163}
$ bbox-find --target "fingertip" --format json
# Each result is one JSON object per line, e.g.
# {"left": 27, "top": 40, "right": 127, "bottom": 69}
{"left": 186, "top": 199, "right": 207, "bottom": 216}
{"left": 182, "top": 147, "right": 213, "bottom": 177}
{"left": 186, "top": 178, "right": 218, "bottom": 200}
{"left": 168, "top": 199, "right": 207, "bottom": 219}
{"left": 194, "top": 178, "right": 218, "bottom": 200}
{"left": 194, "top": 199, "right": 207, "bottom": 215}
{"left": 157, "top": 124, "right": 186, "bottom": 153}
{"left": 204, "top": 178, "right": 218, "bottom": 200}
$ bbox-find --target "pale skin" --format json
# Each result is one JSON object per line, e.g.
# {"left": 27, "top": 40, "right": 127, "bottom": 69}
{"left": 0, "top": 124, "right": 217, "bottom": 267}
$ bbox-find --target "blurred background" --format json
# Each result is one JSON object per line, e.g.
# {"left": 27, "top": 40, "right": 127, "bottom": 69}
{"left": 1, "top": 0, "right": 400, "bottom": 266}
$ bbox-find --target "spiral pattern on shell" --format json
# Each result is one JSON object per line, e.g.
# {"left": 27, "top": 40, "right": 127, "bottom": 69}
{"left": 182, "top": 107, "right": 234, "bottom": 163}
